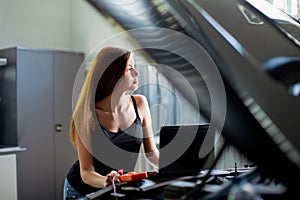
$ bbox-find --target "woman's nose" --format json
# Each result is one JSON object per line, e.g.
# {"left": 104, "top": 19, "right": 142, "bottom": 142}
{"left": 133, "top": 68, "right": 139, "bottom": 77}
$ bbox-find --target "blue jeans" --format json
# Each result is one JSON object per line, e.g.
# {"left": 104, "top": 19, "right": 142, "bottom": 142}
{"left": 63, "top": 178, "right": 83, "bottom": 200}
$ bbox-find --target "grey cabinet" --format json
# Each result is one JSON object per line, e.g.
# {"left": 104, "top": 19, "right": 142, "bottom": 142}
{"left": 0, "top": 47, "right": 84, "bottom": 200}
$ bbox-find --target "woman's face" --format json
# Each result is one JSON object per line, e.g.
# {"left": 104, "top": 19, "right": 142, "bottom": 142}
{"left": 120, "top": 53, "right": 139, "bottom": 91}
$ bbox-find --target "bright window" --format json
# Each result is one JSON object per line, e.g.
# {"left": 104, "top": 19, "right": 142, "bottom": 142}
{"left": 264, "top": 0, "right": 300, "bottom": 19}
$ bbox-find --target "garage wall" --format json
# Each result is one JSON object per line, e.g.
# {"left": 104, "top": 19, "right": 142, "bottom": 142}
{"left": 0, "top": 0, "right": 72, "bottom": 51}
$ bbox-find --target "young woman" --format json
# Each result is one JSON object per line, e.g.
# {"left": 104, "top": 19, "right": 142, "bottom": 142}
{"left": 63, "top": 46, "right": 159, "bottom": 199}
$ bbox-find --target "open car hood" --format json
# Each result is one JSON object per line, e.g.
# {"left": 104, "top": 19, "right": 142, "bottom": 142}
{"left": 86, "top": 0, "right": 300, "bottom": 189}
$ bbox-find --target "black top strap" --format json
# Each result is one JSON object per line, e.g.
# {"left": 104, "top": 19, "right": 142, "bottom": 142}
{"left": 131, "top": 96, "right": 140, "bottom": 119}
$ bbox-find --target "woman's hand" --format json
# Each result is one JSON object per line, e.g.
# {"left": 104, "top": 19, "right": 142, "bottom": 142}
{"left": 104, "top": 170, "right": 120, "bottom": 186}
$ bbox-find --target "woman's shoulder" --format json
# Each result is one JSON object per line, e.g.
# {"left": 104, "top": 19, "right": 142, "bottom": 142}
{"left": 132, "top": 94, "right": 148, "bottom": 103}
{"left": 132, "top": 94, "right": 149, "bottom": 107}
{"left": 131, "top": 94, "right": 151, "bottom": 123}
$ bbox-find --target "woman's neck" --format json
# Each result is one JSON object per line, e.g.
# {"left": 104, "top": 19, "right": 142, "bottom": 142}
{"left": 96, "top": 92, "right": 131, "bottom": 113}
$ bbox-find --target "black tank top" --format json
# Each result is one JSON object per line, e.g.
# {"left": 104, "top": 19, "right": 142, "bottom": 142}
{"left": 67, "top": 96, "right": 143, "bottom": 195}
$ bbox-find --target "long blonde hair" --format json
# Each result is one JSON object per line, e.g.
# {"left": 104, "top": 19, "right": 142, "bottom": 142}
{"left": 70, "top": 46, "right": 131, "bottom": 148}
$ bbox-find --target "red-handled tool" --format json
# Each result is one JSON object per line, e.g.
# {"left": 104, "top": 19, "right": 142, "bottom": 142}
{"left": 119, "top": 172, "right": 148, "bottom": 182}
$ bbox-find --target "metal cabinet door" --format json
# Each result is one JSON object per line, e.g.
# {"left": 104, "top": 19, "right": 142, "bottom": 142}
{"left": 17, "top": 48, "right": 55, "bottom": 200}
{"left": 53, "top": 51, "right": 83, "bottom": 200}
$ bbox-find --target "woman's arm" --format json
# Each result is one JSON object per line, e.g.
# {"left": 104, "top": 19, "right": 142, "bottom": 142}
{"left": 142, "top": 125, "right": 160, "bottom": 168}
{"left": 134, "top": 94, "right": 159, "bottom": 168}
{"left": 76, "top": 133, "right": 118, "bottom": 188}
